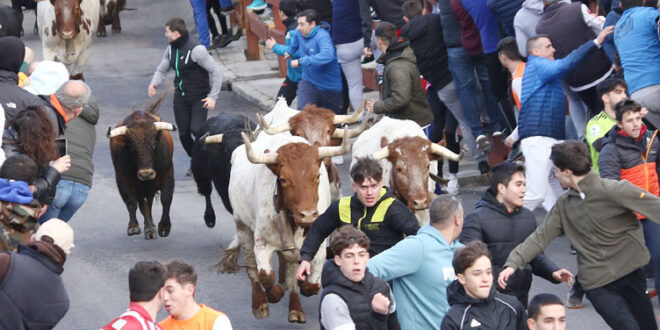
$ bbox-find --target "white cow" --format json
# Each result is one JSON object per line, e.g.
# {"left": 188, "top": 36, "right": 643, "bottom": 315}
{"left": 351, "top": 117, "right": 461, "bottom": 225}
{"left": 38, "top": 0, "right": 99, "bottom": 79}
{"left": 220, "top": 130, "right": 350, "bottom": 323}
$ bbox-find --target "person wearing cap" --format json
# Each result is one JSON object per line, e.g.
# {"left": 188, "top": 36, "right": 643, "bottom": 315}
{"left": 0, "top": 218, "right": 74, "bottom": 329}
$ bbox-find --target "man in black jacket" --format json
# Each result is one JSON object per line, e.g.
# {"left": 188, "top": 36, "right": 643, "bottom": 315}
{"left": 296, "top": 157, "right": 420, "bottom": 281}
{"left": 461, "top": 162, "right": 572, "bottom": 307}
{"left": 0, "top": 218, "right": 74, "bottom": 329}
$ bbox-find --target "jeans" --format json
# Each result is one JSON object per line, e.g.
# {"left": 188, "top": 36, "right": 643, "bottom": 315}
{"left": 336, "top": 39, "right": 364, "bottom": 111}
{"left": 447, "top": 46, "right": 504, "bottom": 136}
{"left": 173, "top": 94, "right": 209, "bottom": 157}
{"left": 562, "top": 80, "right": 588, "bottom": 140}
{"left": 190, "top": 0, "right": 210, "bottom": 47}
{"left": 642, "top": 219, "right": 660, "bottom": 306}
{"left": 585, "top": 268, "right": 657, "bottom": 330}
{"left": 39, "top": 180, "right": 90, "bottom": 223}
{"left": 520, "top": 136, "right": 564, "bottom": 212}
{"left": 296, "top": 80, "right": 343, "bottom": 114}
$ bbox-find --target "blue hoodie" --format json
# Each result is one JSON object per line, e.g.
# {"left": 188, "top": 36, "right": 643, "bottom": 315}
{"left": 614, "top": 7, "right": 660, "bottom": 94}
{"left": 272, "top": 19, "right": 303, "bottom": 83}
{"left": 367, "top": 224, "right": 463, "bottom": 330}
{"left": 287, "top": 24, "right": 342, "bottom": 91}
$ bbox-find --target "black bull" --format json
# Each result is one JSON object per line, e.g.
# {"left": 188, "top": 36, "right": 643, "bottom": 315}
{"left": 108, "top": 108, "right": 176, "bottom": 240}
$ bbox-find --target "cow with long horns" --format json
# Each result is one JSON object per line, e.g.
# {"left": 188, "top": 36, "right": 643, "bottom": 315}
{"left": 219, "top": 129, "right": 350, "bottom": 323}
{"left": 351, "top": 117, "right": 462, "bottom": 225}
{"left": 107, "top": 95, "right": 176, "bottom": 239}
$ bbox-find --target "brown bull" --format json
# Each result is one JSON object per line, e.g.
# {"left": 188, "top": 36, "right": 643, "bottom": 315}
{"left": 107, "top": 95, "right": 176, "bottom": 240}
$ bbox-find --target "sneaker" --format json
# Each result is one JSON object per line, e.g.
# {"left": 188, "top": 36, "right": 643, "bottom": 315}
{"left": 376, "top": 74, "right": 384, "bottom": 86}
{"left": 246, "top": 0, "right": 267, "bottom": 11}
{"left": 212, "top": 34, "right": 232, "bottom": 49}
{"left": 476, "top": 135, "right": 491, "bottom": 151}
{"left": 569, "top": 244, "right": 576, "bottom": 254}
{"left": 492, "top": 130, "right": 503, "bottom": 137}
{"left": 446, "top": 174, "right": 459, "bottom": 195}
{"left": 332, "top": 155, "right": 344, "bottom": 165}
{"left": 566, "top": 292, "right": 584, "bottom": 309}
{"left": 231, "top": 28, "right": 243, "bottom": 41}
{"left": 478, "top": 161, "right": 491, "bottom": 175}
{"left": 221, "top": 5, "right": 234, "bottom": 14}
{"left": 371, "top": 9, "right": 381, "bottom": 22}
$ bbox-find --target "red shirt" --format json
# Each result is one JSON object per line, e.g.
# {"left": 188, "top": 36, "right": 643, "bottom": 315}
{"left": 102, "top": 302, "right": 162, "bottom": 330}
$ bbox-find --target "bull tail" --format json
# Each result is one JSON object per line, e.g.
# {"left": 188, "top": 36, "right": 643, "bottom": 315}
{"left": 147, "top": 87, "right": 172, "bottom": 115}
{"left": 212, "top": 235, "right": 243, "bottom": 274}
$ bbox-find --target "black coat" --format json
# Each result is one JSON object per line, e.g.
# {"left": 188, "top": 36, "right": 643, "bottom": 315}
{"left": 442, "top": 280, "right": 527, "bottom": 330}
{"left": 400, "top": 14, "right": 452, "bottom": 90}
{"left": 460, "top": 189, "right": 560, "bottom": 307}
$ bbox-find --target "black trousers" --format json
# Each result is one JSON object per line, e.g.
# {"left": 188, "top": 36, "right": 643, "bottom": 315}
{"left": 426, "top": 84, "right": 459, "bottom": 175}
{"left": 585, "top": 268, "right": 657, "bottom": 330}
{"left": 173, "top": 94, "right": 208, "bottom": 157}
{"left": 277, "top": 77, "right": 298, "bottom": 106}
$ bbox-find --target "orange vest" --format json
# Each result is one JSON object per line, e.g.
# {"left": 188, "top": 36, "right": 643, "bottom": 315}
{"left": 511, "top": 62, "right": 525, "bottom": 110}
{"left": 620, "top": 130, "right": 660, "bottom": 219}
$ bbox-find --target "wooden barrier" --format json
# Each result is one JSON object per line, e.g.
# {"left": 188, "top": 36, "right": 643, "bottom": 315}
{"left": 242, "top": 0, "right": 287, "bottom": 78}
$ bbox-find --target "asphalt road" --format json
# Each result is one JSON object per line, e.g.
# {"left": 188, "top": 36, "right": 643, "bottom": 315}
{"left": 7, "top": 0, "right": 659, "bottom": 328}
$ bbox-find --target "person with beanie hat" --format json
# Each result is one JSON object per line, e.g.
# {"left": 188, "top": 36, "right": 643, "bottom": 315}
{"left": 0, "top": 173, "right": 42, "bottom": 253}
{"left": 0, "top": 218, "right": 73, "bottom": 329}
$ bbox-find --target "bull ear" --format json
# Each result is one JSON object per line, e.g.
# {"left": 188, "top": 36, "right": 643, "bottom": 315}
{"left": 318, "top": 126, "right": 350, "bottom": 159}
{"left": 107, "top": 126, "right": 128, "bottom": 138}
{"left": 380, "top": 136, "right": 389, "bottom": 148}
{"left": 241, "top": 132, "right": 279, "bottom": 164}
{"left": 153, "top": 122, "right": 176, "bottom": 131}
{"left": 257, "top": 113, "right": 291, "bottom": 135}
{"left": 333, "top": 99, "right": 365, "bottom": 125}
{"left": 431, "top": 142, "right": 463, "bottom": 162}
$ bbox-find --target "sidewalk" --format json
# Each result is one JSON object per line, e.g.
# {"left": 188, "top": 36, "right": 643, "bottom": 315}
{"left": 209, "top": 36, "right": 488, "bottom": 188}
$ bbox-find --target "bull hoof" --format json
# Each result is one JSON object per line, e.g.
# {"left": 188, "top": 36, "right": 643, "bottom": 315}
{"left": 97, "top": 30, "right": 106, "bottom": 37}
{"left": 127, "top": 226, "right": 141, "bottom": 236}
{"left": 252, "top": 303, "right": 269, "bottom": 319}
{"left": 112, "top": 25, "right": 121, "bottom": 33}
{"left": 204, "top": 211, "right": 215, "bottom": 228}
{"left": 298, "top": 281, "right": 320, "bottom": 297}
{"left": 158, "top": 222, "right": 171, "bottom": 237}
{"left": 288, "top": 310, "right": 306, "bottom": 323}
{"left": 265, "top": 284, "right": 285, "bottom": 303}
{"left": 144, "top": 228, "right": 157, "bottom": 240}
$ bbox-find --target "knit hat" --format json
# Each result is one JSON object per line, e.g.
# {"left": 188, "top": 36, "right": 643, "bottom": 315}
{"left": 36, "top": 218, "right": 75, "bottom": 255}
{"left": 0, "top": 178, "right": 34, "bottom": 204}
{"left": 279, "top": 0, "right": 298, "bottom": 18}
{"left": 0, "top": 36, "right": 25, "bottom": 73}
{"left": 23, "top": 61, "right": 69, "bottom": 96}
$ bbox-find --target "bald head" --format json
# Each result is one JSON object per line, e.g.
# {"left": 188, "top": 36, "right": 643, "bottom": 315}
{"left": 54, "top": 80, "right": 91, "bottom": 118}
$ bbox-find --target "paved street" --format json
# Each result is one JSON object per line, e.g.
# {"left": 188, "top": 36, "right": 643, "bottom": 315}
{"left": 7, "top": 0, "right": 659, "bottom": 328}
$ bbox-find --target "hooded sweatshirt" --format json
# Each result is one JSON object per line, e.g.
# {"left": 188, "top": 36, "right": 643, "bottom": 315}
{"left": 287, "top": 23, "right": 342, "bottom": 91}
{"left": 367, "top": 224, "right": 463, "bottom": 330}
{"left": 373, "top": 39, "right": 433, "bottom": 127}
{"left": 461, "top": 189, "right": 560, "bottom": 306}
{"left": 513, "top": 0, "right": 544, "bottom": 57}
{"left": 400, "top": 13, "right": 452, "bottom": 89}
{"left": 441, "top": 280, "right": 527, "bottom": 330}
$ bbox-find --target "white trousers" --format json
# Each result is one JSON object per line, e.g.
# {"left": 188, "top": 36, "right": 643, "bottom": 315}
{"left": 521, "top": 136, "right": 564, "bottom": 212}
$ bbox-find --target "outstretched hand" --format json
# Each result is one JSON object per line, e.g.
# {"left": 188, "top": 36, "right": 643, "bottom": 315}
{"left": 552, "top": 268, "right": 574, "bottom": 286}
{"left": 596, "top": 26, "right": 615, "bottom": 46}
{"left": 497, "top": 267, "right": 515, "bottom": 289}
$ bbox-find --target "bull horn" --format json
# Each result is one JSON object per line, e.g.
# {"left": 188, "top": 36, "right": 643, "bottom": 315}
{"left": 372, "top": 145, "right": 390, "bottom": 160}
{"left": 241, "top": 132, "right": 279, "bottom": 164}
{"left": 431, "top": 142, "right": 462, "bottom": 162}
{"left": 107, "top": 125, "right": 128, "bottom": 138}
{"left": 318, "top": 126, "right": 350, "bottom": 159}
{"left": 257, "top": 113, "right": 291, "bottom": 135}
{"left": 203, "top": 133, "right": 224, "bottom": 144}
{"left": 333, "top": 99, "right": 366, "bottom": 125}
{"left": 332, "top": 111, "right": 370, "bottom": 139}
{"left": 430, "top": 173, "right": 450, "bottom": 185}
{"left": 154, "top": 122, "right": 177, "bottom": 131}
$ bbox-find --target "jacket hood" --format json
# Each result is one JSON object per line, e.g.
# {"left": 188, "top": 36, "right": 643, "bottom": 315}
{"left": 0, "top": 36, "right": 25, "bottom": 73}
{"left": 20, "top": 241, "right": 66, "bottom": 269}
{"left": 446, "top": 279, "right": 496, "bottom": 306}
{"left": 401, "top": 16, "right": 428, "bottom": 42}
{"left": 378, "top": 40, "right": 415, "bottom": 65}
{"left": 475, "top": 188, "right": 523, "bottom": 216}
{"left": 521, "top": 0, "right": 544, "bottom": 14}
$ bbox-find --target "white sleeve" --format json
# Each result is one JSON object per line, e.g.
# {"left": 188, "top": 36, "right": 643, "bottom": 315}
{"left": 509, "top": 126, "right": 520, "bottom": 142}
{"left": 581, "top": 4, "right": 605, "bottom": 35}
{"left": 211, "top": 314, "right": 233, "bottom": 330}
{"left": 320, "top": 294, "right": 356, "bottom": 330}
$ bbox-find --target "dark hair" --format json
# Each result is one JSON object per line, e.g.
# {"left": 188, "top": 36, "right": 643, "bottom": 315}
{"left": 621, "top": 0, "right": 645, "bottom": 9}
{"left": 375, "top": 21, "right": 398, "bottom": 45}
{"left": 350, "top": 157, "right": 383, "bottom": 184}
{"left": 597, "top": 78, "right": 628, "bottom": 98}
{"left": 12, "top": 106, "right": 59, "bottom": 166}
{"left": 402, "top": 0, "right": 423, "bottom": 19}
{"left": 429, "top": 195, "right": 462, "bottom": 227}
{"left": 526, "top": 34, "right": 549, "bottom": 56}
{"left": 165, "top": 260, "right": 197, "bottom": 287}
{"left": 490, "top": 162, "right": 526, "bottom": 193}
{"left": 0, "top": 155, "right": 38, "bottom": 184}
{"left": 496, "top": 36, "right": 522, "bottom": 61}
{"left": 279, "top": 0, "right": 298, "bottom": 17}
{"left": 165, "top": 17, "right": 187, "bottom": 35}
{"left": 452, "top": 241, "right": 491, "bottom": 275}
{"left": 550, "top": 141, "right": 592, "bottom": 176}
{"left": 615, "top": 99, "right": 642, "bottom": 122}
{"left": 528, "top": 293, "right": 563, "bottom": 320}
{"left": 296, "top": 9, "right": 319, "bottom": 24}
{"left": 329, "top": 225, "right": 370, "bottom": 256}
{"left": 129, "top": 261, "right": 166, "bottom": 302}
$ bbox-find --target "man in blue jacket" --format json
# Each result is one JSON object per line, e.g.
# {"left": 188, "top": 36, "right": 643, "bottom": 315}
{"left": 518, "top": 26, "right": 613, "bottom": 213}
{"left": 265, "top": 0, "right": 301, "bottom": 106}
{"left": 367, "top": 195, "right": 464, "bottom": 329}
{"left": 285, "top": 9, "right": 343, "bottom": 113}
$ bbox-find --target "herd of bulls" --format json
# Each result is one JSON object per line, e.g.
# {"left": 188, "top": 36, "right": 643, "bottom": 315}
{"left": 106, "top": 95, "right": 462, "bottom": 323}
